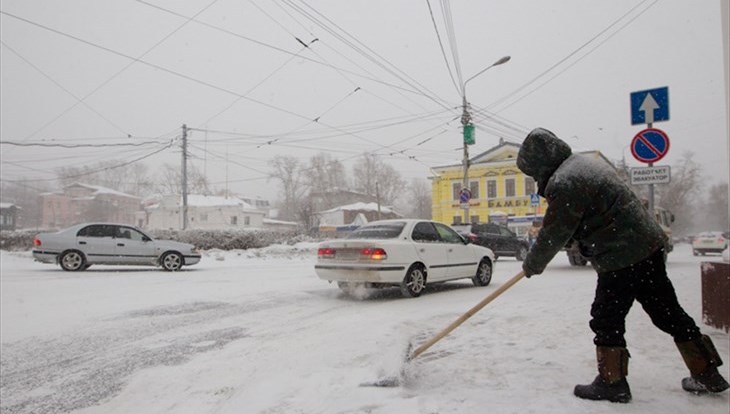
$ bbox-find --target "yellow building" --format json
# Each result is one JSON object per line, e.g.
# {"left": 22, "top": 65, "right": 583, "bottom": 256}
{"left": 430, "top": 139, "right": 613, "bottom": 237}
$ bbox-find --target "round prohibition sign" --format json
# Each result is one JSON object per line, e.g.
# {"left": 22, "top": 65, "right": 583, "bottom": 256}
{"left": 459, "top": 188, "right": 472, "bottom": 203}
{"left": 630, "top": 128, "right": 670, "bottom": 164}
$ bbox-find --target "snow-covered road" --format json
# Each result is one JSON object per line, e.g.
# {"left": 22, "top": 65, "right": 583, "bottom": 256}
{"left": 1, "top": 243, "right": 728, "bottom": 414}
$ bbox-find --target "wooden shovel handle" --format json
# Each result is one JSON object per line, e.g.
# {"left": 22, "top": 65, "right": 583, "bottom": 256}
{"left": 409, "top": 270, "right": 526, "bottom": 361}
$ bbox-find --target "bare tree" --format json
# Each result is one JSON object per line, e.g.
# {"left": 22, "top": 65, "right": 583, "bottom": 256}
{"left": 698, "top": 182, "right": 729, "bottom": 232}
{"left": 155, "top": 163, "right": 211, "bottom": 195}
{"left": 304, "top": 153, "right": 349, "bottom": 210}
{"left": 55, "top": 160, "right": 155, "bottom": 196}
{"left": 654, "top": 151, "right": 703, "bottom": 236}
{"left": 304, "top": 153, "right": 348, "bottom": 194}
{"left": 400, "top": 178, "right": 432, "bottom": 219}
{"left": 0, "top": 179, "right": 50, "bottom": 229}
{"left": 269, "top": 155, "right": 307, "bottom": 221}
{"left": 352, "top": 153, "right": 405, "bottom": 205}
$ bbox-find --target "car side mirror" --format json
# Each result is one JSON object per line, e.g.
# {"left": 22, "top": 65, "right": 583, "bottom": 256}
{"left": 142, "top": 236, "right": 151, "bottom": 242}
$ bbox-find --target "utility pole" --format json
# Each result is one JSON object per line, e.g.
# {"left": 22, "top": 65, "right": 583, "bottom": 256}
{"left": 460, "top": 55, "right": 510, "bottom": 225}
{"left": 461, "top": 95, "right": 472, "bottom": 224}
{"left": 181, "top": 124, "right": 188, "bottom": 230}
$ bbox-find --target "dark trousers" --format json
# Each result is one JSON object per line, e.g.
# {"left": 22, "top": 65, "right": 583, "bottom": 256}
{"left": 590, "top": 248, "right": 701, "bottom": 347}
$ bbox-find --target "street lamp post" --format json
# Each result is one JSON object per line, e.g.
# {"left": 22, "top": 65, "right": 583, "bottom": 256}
{"left": 460, "top": 55, "right": 510, "bottom": 224}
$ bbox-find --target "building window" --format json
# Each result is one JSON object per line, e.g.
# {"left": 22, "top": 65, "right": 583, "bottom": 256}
{"left": 469, "top": 181, "right": 479, "bottom": 199}
{"left": 470, "top": 214, "right": 480, "bottom": 224}
{"left": 487, "top": 180, "right": 497, "bottom": 199}
{"left": 505, "top": 178, "right": 515, "bottom": 197}
{"left": 524, "top": 177, "right": 536, "bottom": 195}
{"left": 453, "top": 181, "right": 479, "bottom": 200}
{"left": 453, "top": 215, "right": 462, "bottom": 225}
{"left": 244, "top": 216, "right": 250, "bottom": 225}
{"left": 231, "top": 216, "right": 238, "bottom": 225}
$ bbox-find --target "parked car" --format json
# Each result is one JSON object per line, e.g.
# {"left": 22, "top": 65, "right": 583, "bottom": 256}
{"left": 691, "top": 231, "right": 728, "bottom": 256}
{"left": 452, "top": 223, "right": 529, "bottom": 261}
{"left": 32, "top": 223, "right": 201, "bottom": 271}
{"left": 314, "top": 219, "right": 495, "bottom": 298}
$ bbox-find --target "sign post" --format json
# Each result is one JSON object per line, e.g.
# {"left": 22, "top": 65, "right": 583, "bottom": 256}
{"left": 630, "top": 87, "right": 671, "bottom": 212}
{"left": 459, "top": 188, "right": 472, "bottom": 212}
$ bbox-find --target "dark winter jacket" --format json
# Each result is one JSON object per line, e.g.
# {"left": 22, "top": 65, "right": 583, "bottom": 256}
{"left": 516, "top": 128, "right": 667, "bottom": 274}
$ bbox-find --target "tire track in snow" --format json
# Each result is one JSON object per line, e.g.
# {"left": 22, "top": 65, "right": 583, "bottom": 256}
{"left": 0, "top": 299, "right": 274, "bottom": 414}
{"left": 0, "top": 289, "right": 363, "bottom": 414}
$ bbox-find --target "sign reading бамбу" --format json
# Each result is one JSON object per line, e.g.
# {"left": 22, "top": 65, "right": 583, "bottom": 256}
{"left": 630, "top": 165, "right": 671, "bottom": 185}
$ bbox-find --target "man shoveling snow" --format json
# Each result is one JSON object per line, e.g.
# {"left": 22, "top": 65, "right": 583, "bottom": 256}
{"left": 516, "top": 127, "right": 729, "bottom": 403}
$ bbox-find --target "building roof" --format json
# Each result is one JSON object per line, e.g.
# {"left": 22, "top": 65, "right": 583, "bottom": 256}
{"left": 147, "top": 194, "right": 260, "bottom": 211}
{"left": 318, "top": 202, "right": 396, "bottom": 215}
{"left": 65, "top": 182, "right": 140, "bottom": 199}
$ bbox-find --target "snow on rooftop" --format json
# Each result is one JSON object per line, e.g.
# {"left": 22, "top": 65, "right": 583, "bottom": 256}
{"left": 320, "top": 202, "right": 394, "bottom": 214}
{"left": 185, "top": 195, "right": 255, "bottom": 209}
{"left": 68, "top": 183, "right": 139, "bottom": 199}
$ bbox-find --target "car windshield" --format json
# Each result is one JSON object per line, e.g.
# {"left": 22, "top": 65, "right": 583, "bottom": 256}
{"left": 347, "top": 222, "right": 405, "bottom": 239}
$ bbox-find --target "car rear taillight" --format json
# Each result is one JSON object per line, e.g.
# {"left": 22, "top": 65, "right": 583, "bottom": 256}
{"left": 468, "top": 233, "right": 478, "bottom": 243}
{"left": 33, "top": 237, "right": 41, "bottom": 247}
{"left": 361, "top": 247, "right": 387, "bottom": 260}
{"left": 318, "top": 247, "right": 336, "bottom": 259}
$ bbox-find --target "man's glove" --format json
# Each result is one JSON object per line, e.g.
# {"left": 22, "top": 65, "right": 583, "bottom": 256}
{"left": 522, "top": 263, "right": 539, "bottom": 278}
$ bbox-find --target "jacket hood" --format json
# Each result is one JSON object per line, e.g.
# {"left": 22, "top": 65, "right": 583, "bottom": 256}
{"left": 517, "top": 128, "right": 572, "bottom": 196}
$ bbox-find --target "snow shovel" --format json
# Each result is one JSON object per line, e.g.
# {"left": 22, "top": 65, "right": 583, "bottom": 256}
{"left": 363, "top": 270, "right": 526, "bottom": 387}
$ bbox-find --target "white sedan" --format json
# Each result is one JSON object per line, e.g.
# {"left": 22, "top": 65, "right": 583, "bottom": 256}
{"left": 692, "top": 231, "right": 728, "bottom": 256}
{"left": 314, "top": 219, "right": 495, "bottom": 298}
{"left": 32, "top": 223, "right": 201, "bottom": 271}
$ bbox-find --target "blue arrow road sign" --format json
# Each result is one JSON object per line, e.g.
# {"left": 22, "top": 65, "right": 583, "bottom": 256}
{"left": 631, "top": 128, "right": 670, "bottom": 163}
{"left": 631, "top": 87, "right": 669, "bottom": 125}
{"left": 530, "top": 193, "right": 540, "bottom": 207}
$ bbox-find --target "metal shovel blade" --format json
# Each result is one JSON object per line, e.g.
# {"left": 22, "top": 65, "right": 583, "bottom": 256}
{"left": 360, "top": 343, "right": 413, "bottom": 387}
{"left": 360, "top": 271, "right": 525, "bottom": 388}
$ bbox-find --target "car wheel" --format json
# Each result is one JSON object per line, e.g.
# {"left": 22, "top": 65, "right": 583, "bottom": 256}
{"left": 60, "top": 250, "right": 86, "bottom": 271}
{"left": 161, "top": 252, "right": 183, "bottom": 271}
{"left": 338, "top": 281, "right": 359, "bottom": 295}
{"left": 400, "top": 264, "right": 426, "bottom": 298}
{"left": 472, "top": 259, "right": 493, "bottom": 287}
{"left": 515, "top": 246, "right": 528, "bottom": 261}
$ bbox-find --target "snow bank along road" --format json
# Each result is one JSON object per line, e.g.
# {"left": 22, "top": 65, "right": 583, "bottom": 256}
{"left": 1, "top": 243, "right": 728, "bottom": 414}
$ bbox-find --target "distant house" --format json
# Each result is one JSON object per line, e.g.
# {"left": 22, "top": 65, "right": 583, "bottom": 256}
{"left": 0, "top": 202, "right": 20, "bottom": 230}
{"left": 236, "top": 196, "right": 272, "bottom": 218}
{"left": 309, "top": 190, "right": 377, "bottom": 213}
{"left": 262, "top": 218, "right": 300, "bottom": 232}
{"left": 39, "top": 183, "right": 141, "bottom": 229}
{"left": 144, "top": 194, "right": 266, "bottom": 230}
{"left": 316, "top": 202, "right": 401, "bottom": 236}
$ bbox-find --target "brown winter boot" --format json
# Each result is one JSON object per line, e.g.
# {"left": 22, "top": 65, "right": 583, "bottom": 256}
{"left": 574, "top": 346, "right": 632, "bottom": 403}
{"left": 676, "top": 335, "right": 729, "bottom": 394}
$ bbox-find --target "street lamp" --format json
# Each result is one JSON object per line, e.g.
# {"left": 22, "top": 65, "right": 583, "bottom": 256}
{"left": 460, "top": 55, "right": 510, "bottom": 224}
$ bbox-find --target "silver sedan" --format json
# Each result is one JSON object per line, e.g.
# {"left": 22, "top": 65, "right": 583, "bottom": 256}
{"left": 32, "top": 223, "right": 201, "bottom": 271}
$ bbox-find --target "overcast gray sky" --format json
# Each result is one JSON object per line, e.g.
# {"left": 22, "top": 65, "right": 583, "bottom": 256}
{"left": 1, "top": 0, "right": 727, "bottom": 201}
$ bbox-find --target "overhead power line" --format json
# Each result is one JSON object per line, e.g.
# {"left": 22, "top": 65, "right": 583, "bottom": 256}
{"left": 0, "top": 140, "right": 164, "bottom": 148}
{"left": 487, "top": 0, "right": 658, "bottom": 113}
{"left": 1, "top": 140, "right": 175, "bottom": 183}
